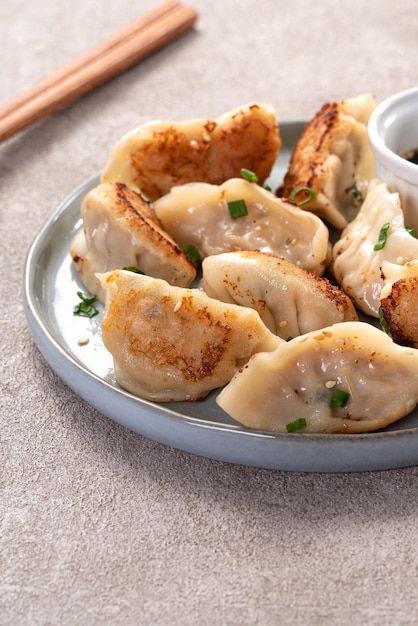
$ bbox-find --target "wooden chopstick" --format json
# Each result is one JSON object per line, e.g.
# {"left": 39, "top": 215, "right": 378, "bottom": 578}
{"left": 0, "top": 1, "right": 197, "bottom": 143}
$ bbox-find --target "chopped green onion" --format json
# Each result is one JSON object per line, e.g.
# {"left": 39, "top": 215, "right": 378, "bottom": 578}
{"left": 123, "top": 266, "right": 144, "bottom": 274}
{"left": 289, "top": 186, "right": 316, "bottom": 206}
{"left": 330, "top": 388, "right": 350, "bottom": 408}
{"left": 406, "top": 226, "right": 417, "bottom": 237}
{"left": 352, "top": 181, "right": 363, "bottom": 204}
{"left": 240, "top": 167, "right": 272, "bottom": 191}
{"left": 373, "top": 222, "right": 390, "bottom": 250}
{"left": 240, "top": 168, "right": 259, "bottom": 183}
{"left": 378, "top": 305, "right": 392, "bottom": 335}
{"left": 181, "top": 244, "right": 200, "bottom": 264}
{"left": 286, "top": 418, "right": 307, "bottom": 433}
{"left": 73, "top": 291, "right": 99, "bottom": 318}
{"left": 227, "top": 199, "right": 248, "bottom": 219}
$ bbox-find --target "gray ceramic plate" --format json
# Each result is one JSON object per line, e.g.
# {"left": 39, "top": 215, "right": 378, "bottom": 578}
{"left": 23, "top": 121, "right": 418, "bottom": 473}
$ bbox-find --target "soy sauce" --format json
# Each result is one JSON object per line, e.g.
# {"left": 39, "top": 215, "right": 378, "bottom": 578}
{"left": 400, "top": 148, "right": 418, "bottom": 165}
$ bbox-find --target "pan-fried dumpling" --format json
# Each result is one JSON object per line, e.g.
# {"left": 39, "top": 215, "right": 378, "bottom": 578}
{"left": 201, "top": 250, "right": 358, "bottom": 339}
{"left": 154, "top": 178, "right": 330, "bottom": 276}
{"left": 98, "top": 270, "right": 282, "bottom": 402}
{"left": 217, "top": 322, "right": 418, "bottom": 434}
{"left": 379, "top": 260, "right": 418, "bottom": 348}
{"left": 332, "top": 179, "right": 418, "bottom": 316}
{"left": 101, "top": 103, "right": 281, "bottom": 201}
{"left": 280, "top": 93, "right": 376, "bottom": 229}
{"left": 70, "top": 182, "right": 196, "bottom": 303}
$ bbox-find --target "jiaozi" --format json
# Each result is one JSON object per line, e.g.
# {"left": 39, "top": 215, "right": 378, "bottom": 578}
{"left": 154, "top": 178, "right": 330, "bottom": 275}
{"left": 380, "top": 260, "right": 418, "bottom": 348}
{"left": 70, "top": 182, "right": 196, "bottom": 303}
{"left": 101, "top": 103, "right": 281, "bottom": 201}
{"left": 201, "top": 250, "right": 357, "bottom": 339}
{"left": 98, "top": 270, "right": 282, "bottom": 402}
{"left": 332, "top": 179, "right": 418, "bottom": 316}
{"left": 280, "top": 93, "right": 376, "bottom": 229}
{"left": 217, "top": 322, "right": 418, "bottom": 434}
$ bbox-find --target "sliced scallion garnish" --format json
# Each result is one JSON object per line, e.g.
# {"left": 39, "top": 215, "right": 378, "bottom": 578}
{"left": 181, "top": 243, "right": 200, "bottom": 264}
{"left": 227, "top": 198, "right": 248, "bottom": 219}
{"left": 406, "top": 226, "right": 417, "bottom": 237}
{"left": 378, "top": 305, "right": 392, "bottom": 335}
{"left": 289, "top": 186, "right": 316, "bottom": 206}
{"left": 73, "top": 291, "right": 99, "bottom": 318}
{"left": 123, "top": 266, "right": 144, "bottom": 274}
{"left": 352, "top": 181, "right": 363, "bottom": 204}
{"left": 240, "top": 168, "right": 259, "bottom": 183}
{"left": 330, "top": 388, "right": 350, "bottom": 408}
{"left": 286, "top": 418, "right": 307, "bottom": 433}
{"left": 374, "top": 222, "right": 390, "bottom": 250}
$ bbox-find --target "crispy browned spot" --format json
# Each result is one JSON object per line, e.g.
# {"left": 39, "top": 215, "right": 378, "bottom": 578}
{"left": 127, "top": 104, "right": 281, "bottom": 200}
{"left": 103, "top": 288, "right": 234, "bottom": 382}
{"left": 280, "top": 101, "right": 340, "bottom": 197}
{"left": 380, "top": 277, "right": 418, "bottom": 348}
{"left": 110, "top": 182, "right": 196, "bottom": 266}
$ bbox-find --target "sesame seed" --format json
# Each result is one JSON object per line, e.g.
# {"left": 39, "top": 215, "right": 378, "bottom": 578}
{"left": 325, "top": 380, "right": 337, "bottom": 389}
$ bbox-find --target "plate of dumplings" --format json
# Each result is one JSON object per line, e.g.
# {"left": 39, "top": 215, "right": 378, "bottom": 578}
{"left": 24, "top": 99, "right": 418, "bottom": 472}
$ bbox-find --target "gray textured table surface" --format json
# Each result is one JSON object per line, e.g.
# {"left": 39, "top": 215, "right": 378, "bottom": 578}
{"left": 2, "top": 0, "right": 418, "bottom": 624}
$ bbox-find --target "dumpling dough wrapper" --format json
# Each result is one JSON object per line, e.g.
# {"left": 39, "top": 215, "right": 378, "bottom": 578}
{"left": 280, "top": 93, "right": 376, "bottom": 229}
{"left": 98, "top": 270, "right": 282, "bottom": 402}
{"left": 201, "top": 250, "right": 357, "bottom": 339}
{"left": 332, "top": 179, "right": 418, "bottom": 316}
{"left": 70, "top": 182, "right": 196, "bottom": 303}
{"left": 154, "top": 178, "right": 330, "bottom": 276}
{"left": 217, "top": 322, "right": 418, "bottom": 434}
{"left": 101, "top": 103, "right": 281, "bottom": 201}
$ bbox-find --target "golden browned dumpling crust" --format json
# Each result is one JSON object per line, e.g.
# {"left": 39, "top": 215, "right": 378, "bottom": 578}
{"left": 98, "top": 270, "right": 282, "bottom": 402}
{"left": 101, "top": 103, "right": 281, "bottom": 201}
{"left": 70, "top": 182, "right": 196, "bottom": 302}
{"left": 380, "top": 263, "right": 418, "bottom": 348}
{"left": 280, "top": 93, "right": 376, "bottom": 229}
{"left": 201, "top": 250, "right": 357, "bottom": 339}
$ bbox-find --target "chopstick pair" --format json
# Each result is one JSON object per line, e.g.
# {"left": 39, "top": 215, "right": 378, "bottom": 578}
{"left": 0, "top": 1, "right": 197, "bottom": 143}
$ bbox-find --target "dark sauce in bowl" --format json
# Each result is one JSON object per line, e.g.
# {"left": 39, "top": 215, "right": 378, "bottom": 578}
{"left": 400, "top": 148, "right": 418, "bottom": 165}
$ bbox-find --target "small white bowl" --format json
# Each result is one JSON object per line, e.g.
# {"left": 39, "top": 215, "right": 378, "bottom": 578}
{"left": 368, "top": 87, "right": 418, "bottom": 231}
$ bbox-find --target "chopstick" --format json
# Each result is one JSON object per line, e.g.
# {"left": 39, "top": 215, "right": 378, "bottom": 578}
{"left": 0, "top": 1, "right": 197, "bottom": 143}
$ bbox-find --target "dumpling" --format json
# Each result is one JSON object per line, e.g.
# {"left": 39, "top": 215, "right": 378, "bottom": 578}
{"left": 201, "top": 250, "right": 358, "bottom": 339}
{"left": 332, "top": 179, "right": 418, "bottom": 316}
{"left": 280, "top": 93, "right": 376, "bottom": 229}
{"left": 98, "top": 270, "right": 282, "bottom": 402}
{"left": 216, "top": 322, "right": 418, "bottom": 434}
{"left": 154, "top": 178, "right": 330, "bottom": 276}
{"left": 101, "top": 103, "right": 281, "bottom": 201}
{"left": 379, "top": 260, "right": 418, "bottom": 348}
{"left": 70, "top": 182, "right": 196, "bottom": 303}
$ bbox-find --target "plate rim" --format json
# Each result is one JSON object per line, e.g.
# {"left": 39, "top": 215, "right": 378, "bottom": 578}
{"left": 23, "top": 121, "right": 418, "bottom": 473}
